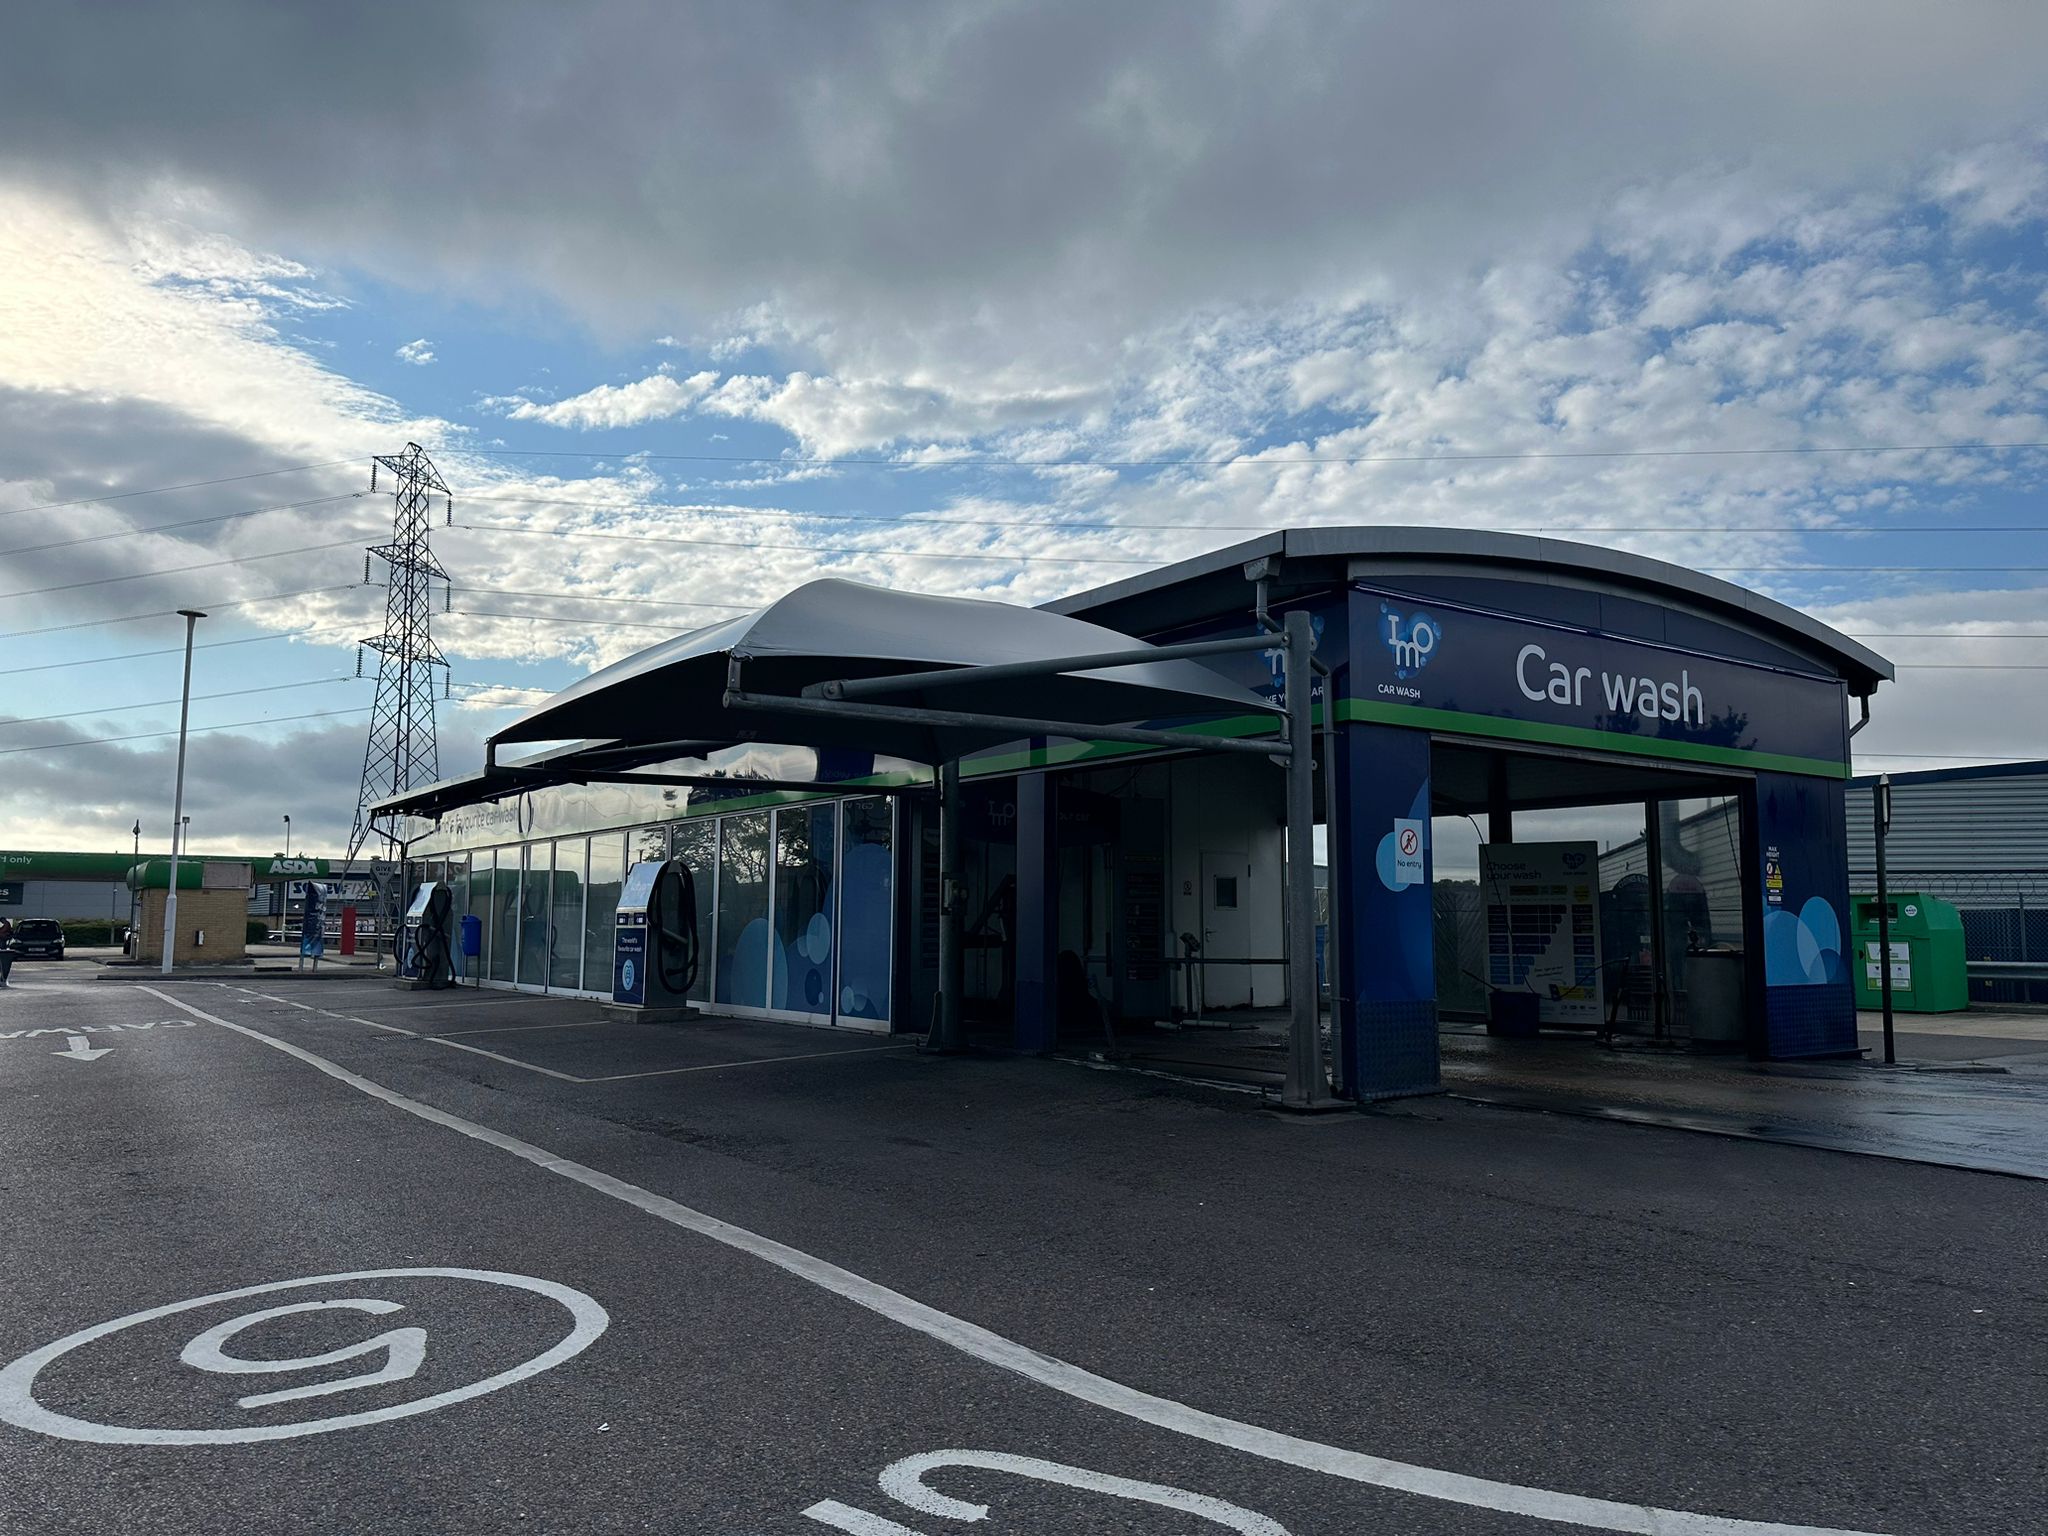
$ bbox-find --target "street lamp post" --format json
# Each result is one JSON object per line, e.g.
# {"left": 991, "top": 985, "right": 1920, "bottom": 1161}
{"left": 128, "top": 819, "right": 140, "bottom": 953}
{"left": 283, "top": 815, "right": 292, "bottom": 859}
{"left": 160, "top": 609, "right": 205, "bottom": 975}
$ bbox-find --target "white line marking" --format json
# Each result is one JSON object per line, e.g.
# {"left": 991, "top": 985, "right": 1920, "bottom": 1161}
{"left": 433, "top": 1020, "right": 608, "bottom": 1039}
{"left": 802, "top": 1501, "right": 926, "bottom": 1535}
{"left": 880, "top": 1450, "right": 1290, "bottom": 1532}
{"left": 576, "top": 1043, "right": 916, "bottom": 1083}
{"left": 409, "top": 1033, "right": 912, "bottom": 1084}
{"left": 133, "top": 985, "right": 1891, "bottom": 1536}
{"left": 0, "top": 1265, "right": 605, "bottom": 1445}
{"left": 314, "top": 1010, "right": 418, "bottom": 1036}
{"left": 420, "top": 1035, "right": 586, "bottom": 1082}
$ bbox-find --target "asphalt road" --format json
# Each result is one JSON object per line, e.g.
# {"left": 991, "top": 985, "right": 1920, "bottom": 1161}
{"left": 1, "top": 972, "right": 2043, "bottom": 1536}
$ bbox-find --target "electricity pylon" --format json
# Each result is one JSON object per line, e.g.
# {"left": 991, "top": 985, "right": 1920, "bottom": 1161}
{"left": 345, "top": 443, "right": 452, "bottom": 890}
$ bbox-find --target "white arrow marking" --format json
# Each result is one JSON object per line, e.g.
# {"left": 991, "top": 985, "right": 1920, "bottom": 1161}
{"left": 53, "top": 1035, "right": 111, "bottom": 1063}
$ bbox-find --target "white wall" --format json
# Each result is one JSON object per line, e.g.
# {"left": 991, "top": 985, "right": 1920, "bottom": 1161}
{"left": 1165, "top": 753, "right": 1287, "bottom": 1008}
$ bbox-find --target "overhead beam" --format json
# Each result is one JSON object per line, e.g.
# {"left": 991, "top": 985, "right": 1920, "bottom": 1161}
{"left": 725, "top": 690, "right": 1289, "bottom": 760}
{"left": 808, "top": 632, "right": 1281, "bottom": 702}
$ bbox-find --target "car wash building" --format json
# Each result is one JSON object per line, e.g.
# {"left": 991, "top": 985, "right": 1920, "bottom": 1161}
{"left": 385, "top": 527, "right": 1889, "bottom": 1102}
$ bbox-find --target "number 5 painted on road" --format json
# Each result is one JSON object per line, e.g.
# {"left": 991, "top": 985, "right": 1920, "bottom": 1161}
{"left": 805, "top": 1449, "right": 1290, "bottom": 1534}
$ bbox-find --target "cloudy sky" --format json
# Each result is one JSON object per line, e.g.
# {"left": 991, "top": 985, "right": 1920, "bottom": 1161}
{"left": 4, "top": 1, "right": 2047, "bottom": 856}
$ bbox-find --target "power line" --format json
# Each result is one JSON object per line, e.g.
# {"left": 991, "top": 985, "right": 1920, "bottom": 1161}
{"left": 454, "top": 520, "right": 2048, "bottom": 575}
{"left": 462, "top": 438, "right": 2048, "bottom": 470}
{"left": 454, "top": 490, "right": 2048, "bottom": 539}
{"left": 0, "top": 584, "right": 373, "bottom": 641}
{"left": 7, "top": 434, "right": 2044, "bottom": 526}
{"left": 0, "top": 706, "right": 374, "bottom": 758}
{"left": 0, "top": 538, "right": 366, "bottom": 601}
{"left": 451, "top": 521, "right": 1160, "bottom": 567}
{"left": 0, "top": 492, "right": 371, "bottom": 559}
{"left": 0, "top": 458, "right": 364, "bottom": 519}
{"left": 449, "top": 608, "right": 679, "bottom": 631}
{"left": 0, "top": 677, "right": 356, "bottom": 728}
{"left": 6, "top": 625, "right": 366, "bottom": 675}
{"left": 450, "top": 585, "right": 754, "bottom": 612}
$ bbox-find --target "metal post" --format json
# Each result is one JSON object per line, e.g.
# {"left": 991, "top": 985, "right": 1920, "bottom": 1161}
{"left": 936, "top": 759, "right": 964, "bottom": 1053}
{"left": 160, "top": 609, "right": 204, "bottom": 974}
{"left": 1282, "top": 609, "right": 1324, "bottom": 1107}
{"left": 1875, "top": 775, "right": 1895, "bottom": 1065}
{"left": 1316, "top": 665, "right": 1345, "bottom": 1095}
{"left": 1644, "top": 799, "right": 1668, "bottom": 1039}
{"left": 128, "top": 820, "right": 140, "bottom": 955}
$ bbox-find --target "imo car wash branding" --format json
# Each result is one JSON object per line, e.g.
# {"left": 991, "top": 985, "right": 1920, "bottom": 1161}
{"left": 1352, "top": 584, "right": 1851, "bottom": 774}
{"left": 1260, "top": 611, "right": 1330, "bottom": 707}
{"left": 1515, "top": 640, "right": 1706, "bottom": 726}
{"left": 1378, "top": 603, "right": 1442, "bottom": 686}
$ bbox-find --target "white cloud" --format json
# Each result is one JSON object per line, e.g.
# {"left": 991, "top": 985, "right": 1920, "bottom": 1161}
{"left": 395, "top": 336, "right": 435, "bottom": 366}
{"left": 498, "top": 370, "right": 718, "bottom": 430}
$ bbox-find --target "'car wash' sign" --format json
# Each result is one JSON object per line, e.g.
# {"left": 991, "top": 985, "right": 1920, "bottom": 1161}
{"left": 1352, "top": 586, "right": 1850, "bottom": 777}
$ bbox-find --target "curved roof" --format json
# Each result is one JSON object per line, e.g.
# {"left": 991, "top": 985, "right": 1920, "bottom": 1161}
{"left": 492, "top": 576, "right": 1280, "bottom": 760}
{"left": 1044, "top": 525, "right": 1893, "bottom": 692}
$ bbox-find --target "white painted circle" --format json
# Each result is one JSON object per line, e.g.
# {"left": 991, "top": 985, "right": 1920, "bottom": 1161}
{"left": 0, "top": 1267, "right": 607, "bottom": 1445}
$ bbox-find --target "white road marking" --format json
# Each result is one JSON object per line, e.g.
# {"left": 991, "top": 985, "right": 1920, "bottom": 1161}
{"left": 433, "top": 1020, "right": 607, "bottom": 1039}
{"left": 413, "top": 1031, "right": 912, "bottom": 1084}
{"left": 802, "top": 1502, "right": 926, "bottom": 1535}
{"left": 132, "top": 986, "right": 1893, "bottom": 1536}
{"left": 335, "top": 1013, "right": 418, "bottom": 1037}
{"left": 575, "top": 1043, "right": 916, "bottom": 1083}
{"left": 423, "top": 1035, "right": 586, "bottom": 1082}
{"left": 0, "top": 1267, "right": 606, "bottom": 1445}
{"left": 52, "top": 1034, "right": 113, "bottom": 1063}
{"left": 878, "top": 1450, "right": 1289, "bottom": 1532}
{"left": 179, "top": 1299, "right": 426, "bottom": 1408}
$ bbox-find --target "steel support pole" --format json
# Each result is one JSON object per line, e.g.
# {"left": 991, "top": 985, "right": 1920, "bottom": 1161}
{"left": 1875, "top": 775, "right": 1895, "bottom": 1065}
{"left": 937, "top": 759, "right": 964, "bottom": 1052}
{"left": 160, "top": 609, "right": 204, "bottom": 974}
{"left": 1282, "top": 609, "right": 1325, "bottom": 1107}
{"left": 1316, "top": 669, "right": 1346, "bottom": 1096}
{"left": 1643, "top": 799, "right": 1671, "bottom": 1039}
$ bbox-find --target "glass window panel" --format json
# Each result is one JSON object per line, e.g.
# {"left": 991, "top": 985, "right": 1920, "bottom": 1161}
{"left": 583, "top": 834, "right": 624, "bottom": 998}
{"left": 518, "top": 844, "right": 551, "bottom": 987}
{"left": 773, "top": 803, "right": 836, "bottom": 1017}
{"left": 672, "top": 820, "right": 717, "bottom": 1004}
{"left": 837, "top": 798, "right": 893, "bottom": 1024}
{"left": 633, "top": 824, "right": 669, "bottom": 867}
{"left": 488, "top": 847, "right": 517, "bottom": 982}
{"left": 550, "top": 837, "right": 587, "bottom": 991}
{"left": 716, "top": 813, "right": 771, "bottom": 1008}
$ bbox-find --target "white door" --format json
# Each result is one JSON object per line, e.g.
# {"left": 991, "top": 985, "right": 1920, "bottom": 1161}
{"left": 1198, "top": 851, "right": 1253, "bottom": 1008}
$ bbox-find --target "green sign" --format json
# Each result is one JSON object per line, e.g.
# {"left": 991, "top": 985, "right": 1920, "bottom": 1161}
{"left": 0, "top": 850, "right": 331, "bottom": 882}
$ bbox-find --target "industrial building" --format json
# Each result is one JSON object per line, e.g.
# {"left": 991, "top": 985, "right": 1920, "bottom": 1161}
{"left": 385, "top": 527, "right": 1892, "bottom": 1101}
{"left": 1846, "top": 760, "right": 2048, "bottom": 1005}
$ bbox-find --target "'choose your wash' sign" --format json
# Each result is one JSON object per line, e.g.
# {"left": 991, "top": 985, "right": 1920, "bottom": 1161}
{"left": 1359, "top": 586, "right": 1850, "bottom": 775}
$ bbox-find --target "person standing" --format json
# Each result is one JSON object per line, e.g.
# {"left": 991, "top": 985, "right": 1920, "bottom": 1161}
{"left": 298, "top": 882, "right": 327, "bottom": 972}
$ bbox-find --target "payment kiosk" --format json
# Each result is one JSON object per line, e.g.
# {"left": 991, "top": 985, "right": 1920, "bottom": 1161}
{"left": 610, "top": 857, "right": 699, "bottom": 1017}
{"left": 398, "top": 881, "right": 458, "bottom": 990}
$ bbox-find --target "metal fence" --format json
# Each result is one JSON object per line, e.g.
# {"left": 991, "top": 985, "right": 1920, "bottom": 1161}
{"left": 1872, "top": 869, "right": 2048, "bottom": 1006}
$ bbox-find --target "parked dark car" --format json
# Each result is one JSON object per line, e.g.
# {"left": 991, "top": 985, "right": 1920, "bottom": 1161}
{"left": 9, "top": 918, "right": 66, "bottom": 959}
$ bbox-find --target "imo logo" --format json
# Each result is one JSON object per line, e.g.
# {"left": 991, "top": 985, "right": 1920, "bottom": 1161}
{"left": 1380, "top": 604, "right": 1442, "bottom": 679}
{"left": 1561, "top": 850, "right": 1588, "bottom": 872}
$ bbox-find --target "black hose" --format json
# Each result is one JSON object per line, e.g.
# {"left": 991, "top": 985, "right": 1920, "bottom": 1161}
{"left": 651, "top": 862, "right": 698, "bottom": 996}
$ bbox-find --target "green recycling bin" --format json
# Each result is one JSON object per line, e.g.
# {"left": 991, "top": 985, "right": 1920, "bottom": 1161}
{"left": 1850, "top": 891, "right": 1969, "bottom": 1013}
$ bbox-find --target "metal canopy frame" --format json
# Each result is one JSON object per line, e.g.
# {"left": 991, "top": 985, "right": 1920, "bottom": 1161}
{"left": 726, "top": 617, "right": 1340, "bottom": 1110}
{"left": 379, "top": 607, "right": 1339, "bottom": 1109}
